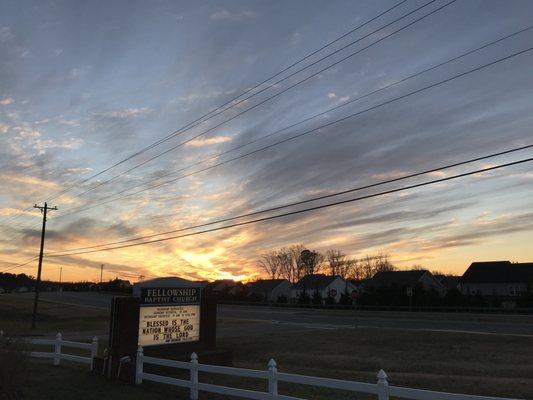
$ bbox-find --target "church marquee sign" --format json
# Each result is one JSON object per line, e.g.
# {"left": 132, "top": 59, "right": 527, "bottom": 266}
{"left": 138, "top": 287, "right": 201, "bottom": 347}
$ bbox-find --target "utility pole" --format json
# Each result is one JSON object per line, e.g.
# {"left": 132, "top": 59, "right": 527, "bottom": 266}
{"left": 32, "top": 202, "right": 57, "bottom": 329}
{"left": 100, "top": 264, "right": 104, "bottom": 283}
{"left": 59, "top": 266, "right": 63, "bottom": 293}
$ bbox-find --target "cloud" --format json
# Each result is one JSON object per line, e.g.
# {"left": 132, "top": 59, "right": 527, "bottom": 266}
{"left": 57, "top": 118, "right": 80, "bottom": 127}
{"left": 210, "top": 9, "right": 256, "bottom": 21}
{"left": 0, "top": 124, "right": 8, "bottom": 134}
{"left": 96, "top": 107, "right": 152, "bottom": 119}
{"left": 0, "top": 97, "right": 13, "bottom": 106}
{"left": 185, "top": 135, "right": 232, "bottom": 147}
{"left": 327, "top": 93, "right": 336, "bottom": 99}
{"left": 68, "top": 67, "right": 89, "bottom": 80}
{"left": 0, "top": 27, "right": 13, "bottom": 42}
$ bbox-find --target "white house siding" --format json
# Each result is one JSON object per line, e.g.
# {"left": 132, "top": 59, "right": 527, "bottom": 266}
{"left": 419, "top": 272, "right": 446, "bottom": 296}
{"left": 291, "top": 277, "right": 350, "bottom": 303}
{"left": 268, "top": 280, "right": 291, "bottom": 301}
{"left": 460, "top": 282, "right": 528, "bottom": 297}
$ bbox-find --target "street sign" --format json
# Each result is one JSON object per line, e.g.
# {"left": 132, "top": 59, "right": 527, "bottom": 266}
{"left": 406, "top": 287, "right": 413, "bottom": 297}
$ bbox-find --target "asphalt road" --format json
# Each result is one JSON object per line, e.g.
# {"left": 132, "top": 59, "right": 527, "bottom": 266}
{"left": 218, "top": 304, "right": 533, "bottom": 336}
{"left": 8, "top": 292, "right": 533, "bottom": 336}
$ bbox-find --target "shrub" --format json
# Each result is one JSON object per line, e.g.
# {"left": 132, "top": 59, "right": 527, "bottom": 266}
{"left": 277, "top": 295, "right": 288, "bottom": 304}
{"left": 0, "top": 333, "right": 28, "bottom": 400}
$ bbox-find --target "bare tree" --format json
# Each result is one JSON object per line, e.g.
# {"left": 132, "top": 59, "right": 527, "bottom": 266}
{"left": 286, "top": 244, "right": 306, "bottom": 282}
{"left": 258, "top": 251, "right": 282, "bottom": 279}
{"left": 325, "top": 249, "right": 355, "bottom": 278}
{"left": 299, "top": 249, "right": 324, "bottom": 276}
{"left": 340, "top": 258, "right": 357, "bottom": 280}
{"left": 348, "top": 258, "right": 365, "bottom": 281}
{"left": 356, "top": 253, "right": 396, "bottom": 279}
{"left": 373, "top": 254, "right": 395, "bottom": 273}
{"left": 276, "top": 248, "right": 295, "bottom": 282}
{"left": 359, "top": 255, "right": 375, "bottom": 280}
{"left": 326, "top": 249, "right": 345, "bottom": 276}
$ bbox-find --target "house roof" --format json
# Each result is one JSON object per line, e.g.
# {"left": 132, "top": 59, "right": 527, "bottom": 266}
{"left": 292, "top": 274, "right": 340, "bottom": 290}
{"left": 434, "top": 274, "right": 460, "bottom": 290}
{"left": 248, "top": 279, "right": 287, "bottom": 293}
{"left": 366, "top": 270, "right": 428, "bottom": 288}
{"left": 461, "top": 261, "right": 533, "bottom": 284}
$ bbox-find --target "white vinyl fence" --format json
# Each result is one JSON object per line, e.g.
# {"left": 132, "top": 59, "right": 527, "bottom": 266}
{"left": 28, "top": 332, "right": 98, "bottom": 370}
{"left": 135, "top": 347, "right": 520, "bottom": 400}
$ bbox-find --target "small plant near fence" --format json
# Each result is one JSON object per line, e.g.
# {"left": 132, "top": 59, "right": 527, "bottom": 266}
{"left": 0, "top": 331, "right": 28, "bottom": 400}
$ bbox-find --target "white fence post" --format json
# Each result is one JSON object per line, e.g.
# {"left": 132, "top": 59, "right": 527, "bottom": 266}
{"left": 268, "top": 358, "right": 278, "bottom": 399}
{"left": 135, "top": 346, "right": 143, "bottom": 385}
{"left": 53, "top": 332, "right": 62, "bottom": 366}
{"left": 90, "top": 336, "right": 98, "bottom": 371}
{"left": 190, "top": 352, "right": 199, "bottom": 400}
{"left": 376, "top": 369, "right": 389, "bottom": 400}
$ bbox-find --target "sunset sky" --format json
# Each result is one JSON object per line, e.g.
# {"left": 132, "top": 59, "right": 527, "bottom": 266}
{"left": 0, "top": 0, "right": 532, "bottom": 283}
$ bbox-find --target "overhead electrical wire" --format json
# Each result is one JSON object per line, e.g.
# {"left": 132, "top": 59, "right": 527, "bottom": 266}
{"left": 45, "top": 144, "right": 533, "bottom": 254}
{"left": 0, "top": 0, "right": 409, "bottom": 227}
{"left": 40, "top": 0, "right": 411, "bottom": 204}
{"left": 55, "top": 44, "right": 533, "bottom": 219}
{"left": 44, "top": 157, "right": 533, "bottom": 258}
{"left": 52, "top": 0, "right": 454, "bottom": 203}
{"left": 0, "top": 256, "right": 39, "bottom": 273}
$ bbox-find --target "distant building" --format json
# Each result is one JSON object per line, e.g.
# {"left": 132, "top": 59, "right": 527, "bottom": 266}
{"left": 434, "top": 274, "right": 460, "bottom": 292}
{"left": 365, "top": 269, "right": 445, "bottom": 296}
{"left": 209, "top": 279, "right": 240, "bottom": 297}
{"left": 132, "top": 276, "right": 198, "bottom": 296}
{"left": 291, "top": 274, "right": 352, "bottom": 303}
{"left": 460, "top": 261, "right": 533, "bottom": 301}
{"left": 247, "top": 279, "right": 291, "bottom": 302}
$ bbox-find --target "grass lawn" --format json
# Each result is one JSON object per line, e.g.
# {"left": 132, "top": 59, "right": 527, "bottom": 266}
{"left": 0, "top": 295, "right": 108, "bottom": 336}
{"left": 1, "top": 295, "right": 532, "bottom": 399}
{"left": 220, "top": 329, "right": 533, "bottom": 399}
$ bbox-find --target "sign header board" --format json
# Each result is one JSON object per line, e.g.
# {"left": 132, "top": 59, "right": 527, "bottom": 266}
{"left": 141, "top": 287, "right": 200, "bottom": 306}
{"left": 138, "top": 286, "right": 201, "bottom": 347}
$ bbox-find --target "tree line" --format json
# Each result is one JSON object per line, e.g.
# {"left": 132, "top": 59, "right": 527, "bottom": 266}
{"left": 258, "top": 244, "right": 395, "bottom": 283}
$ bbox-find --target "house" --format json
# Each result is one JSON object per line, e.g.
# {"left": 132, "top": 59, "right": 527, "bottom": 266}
{"left": 460, "top": 261, "right": 533, "bottom": 300}
{"left": 291, "top": 274, "right": 352, "bottom": 303}
{"left": 208, "top": 279, "right": 241, "bottom": 298}
{"left": 365, "top": 269, "right": 445, "bottom": 296}
{"left": 247, "top": 279, "right": 291, "bottom": 302}
{"left": 434, "top": 274, "right": 460, "bottom": 292}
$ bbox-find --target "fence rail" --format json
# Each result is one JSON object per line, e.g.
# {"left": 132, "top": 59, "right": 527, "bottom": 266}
{"left": 135, "top": 347, "right": 520, "bottom": 400}
{"left": 27, "top": 332, "right": 98, "bottom": 370}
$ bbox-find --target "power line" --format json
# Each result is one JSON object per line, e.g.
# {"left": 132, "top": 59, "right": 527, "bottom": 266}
{"left": 54, "top": 0, "right": 453, "bottom": 204}
{"left": 46, "top": 143, "right": 533, "bottom": 254}
{"left": 0, "top": 256, "right": 39, "bottom": 273}
{"left": 40, "top": 0, "right": 410, "bottom": 204}
{"left": 45, "top": 157, "right": 533, "bottom": 258}
{"left": 56, "top": 44, "right": 533, "bottom": 219}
